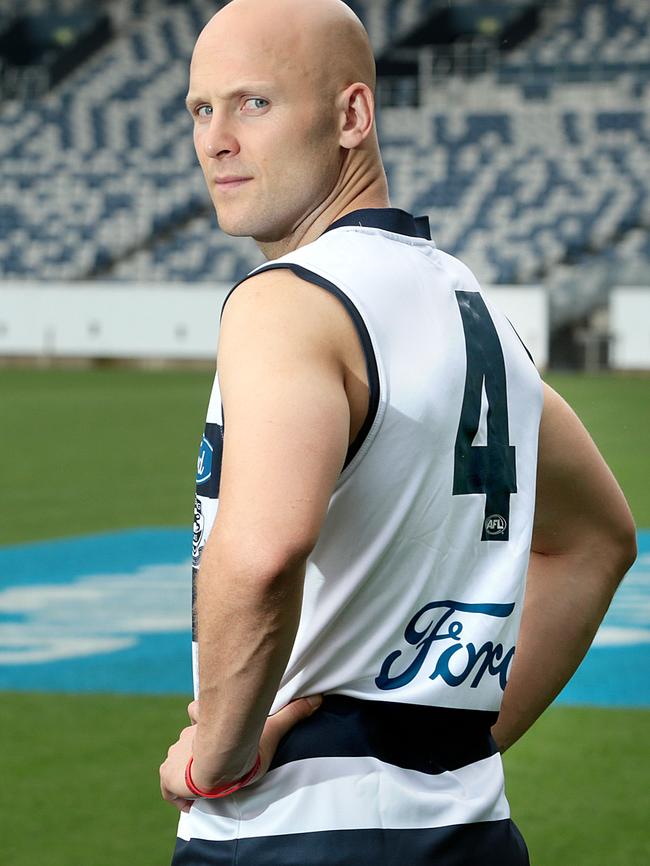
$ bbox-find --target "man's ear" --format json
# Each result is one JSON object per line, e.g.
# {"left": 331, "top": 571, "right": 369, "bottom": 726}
{"left": 337, "top": 82, "right": 375, "bottom": 149}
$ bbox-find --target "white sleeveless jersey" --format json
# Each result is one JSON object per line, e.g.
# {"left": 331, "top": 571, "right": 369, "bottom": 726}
{"left": 177, "top": 209, "right": 541, "bottom": 865}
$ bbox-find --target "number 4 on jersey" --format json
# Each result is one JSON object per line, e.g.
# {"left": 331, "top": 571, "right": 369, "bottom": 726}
{"left": 453, "top": 291, "right": 517, "bottom": 541}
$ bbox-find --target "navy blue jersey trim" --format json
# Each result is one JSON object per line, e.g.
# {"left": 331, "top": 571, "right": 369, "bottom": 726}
{"left": 325, "top": 207, "right": 432, "bottom": 240}
{"left": 191, "top": 564, "right": 198, "bottom": 642}
{"left": 269, "top": 695, "right": 498, "bottom": 775}
{"left": 218, "top": 210, "right": 429, "bottom": 317}
{"left": 506, "top": 317, "right": 536, "bottom": 366}
{"left": 173, "top": 819, "right": 529, "bottom": 866}
{"left": 221, "top": 263, "right": 380, "bottom": 471}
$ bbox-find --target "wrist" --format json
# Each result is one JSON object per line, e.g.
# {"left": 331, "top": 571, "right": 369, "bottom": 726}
{"left": 191, "top": 738, "right": 259, "bottom": 791}
{"left": 185, "top": 753, "right": 261, "bottom": 799}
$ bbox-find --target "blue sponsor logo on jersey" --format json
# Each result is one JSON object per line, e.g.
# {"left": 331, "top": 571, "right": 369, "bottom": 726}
{"left": 376, "top": 599, "right": 515, "bottom": 692}
{"left": 196, "top": 436, "right": 213, "bottom": 484}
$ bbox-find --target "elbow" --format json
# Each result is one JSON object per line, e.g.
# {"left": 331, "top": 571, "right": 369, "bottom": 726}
{"left": 205, "top": 530, "right": 314, "bottom": 590}
{"left": 601, "top": 507, "right": 637, "bottom": 592}
{"left": 257, "top": 539, "right": 314, "bottom": 586}
{"left": 251, "top": 528, "right": 317, "bottom": 583}
{"left": 614, "top": 513, "right": 638, "bottom": 582}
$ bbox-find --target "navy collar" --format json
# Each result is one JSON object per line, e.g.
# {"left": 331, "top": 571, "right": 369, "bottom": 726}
{"left": 326, "top": 208, "right": 431, "bottom": 240}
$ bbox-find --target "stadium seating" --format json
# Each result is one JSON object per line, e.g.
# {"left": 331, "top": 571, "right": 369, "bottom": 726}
{"left": 0, "top": 0, "right": 648, "bottom": 327}
{"left": 0, "top": 0, "right": 228, "bottom": 280}
{"left": 380, "top": 89, "right": 649, "bottom": 284}
{"left": 501, "top": 0, "right": 650, "bottom": 82}
{"left": 345, "top": 0, "right": 437, "bottom": 52}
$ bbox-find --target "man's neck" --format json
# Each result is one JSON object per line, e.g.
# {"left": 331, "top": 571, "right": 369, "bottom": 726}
{"left": 257, "top": 153, "right": 390, "bottom": 260}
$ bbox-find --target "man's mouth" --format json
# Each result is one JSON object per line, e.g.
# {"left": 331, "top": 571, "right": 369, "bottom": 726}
{"left": 214, "top": 176, "right": 252, "bottom": 189}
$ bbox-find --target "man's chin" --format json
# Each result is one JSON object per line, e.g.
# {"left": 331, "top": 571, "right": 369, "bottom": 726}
{"left": 216, "top": 214, "right": 290, "bottom": 244}
{"left": 214, "top": 216, "right": 250, "bottom": 238}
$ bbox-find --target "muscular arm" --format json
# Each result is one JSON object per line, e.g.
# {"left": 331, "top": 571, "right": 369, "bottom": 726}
{"left": 492, "top": 384, "right": 637, "bottom": 752}
{"left": 189, "top": 269, "right": 352, "bottom": 789}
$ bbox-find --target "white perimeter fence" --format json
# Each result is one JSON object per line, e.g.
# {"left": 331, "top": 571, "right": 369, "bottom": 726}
{"left": 0, "top": 282, "right": 647, "bottom": 371}
{"left": 610, "top": 287, "right": 650, "bottom": 370}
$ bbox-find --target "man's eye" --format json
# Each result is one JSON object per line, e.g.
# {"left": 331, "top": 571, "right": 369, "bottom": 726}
{"left": 196, "top": 105, "right": 212, "bottom": 118}
{"left": 243, "top": 97, "right": 269, "bottom": 111}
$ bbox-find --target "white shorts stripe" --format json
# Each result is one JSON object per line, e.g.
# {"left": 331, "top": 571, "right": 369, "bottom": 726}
{"left": 177, "top": 752, "right": 510, "bottom": 842}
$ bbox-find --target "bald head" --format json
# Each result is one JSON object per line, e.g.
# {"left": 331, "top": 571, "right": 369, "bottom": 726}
{"left": 195, "top": 0, "right": 375, "bottom": 96}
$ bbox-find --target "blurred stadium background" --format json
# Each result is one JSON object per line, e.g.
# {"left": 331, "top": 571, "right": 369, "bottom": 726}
{"left": 0, "top": 1, "right": 648, "bottom": 864}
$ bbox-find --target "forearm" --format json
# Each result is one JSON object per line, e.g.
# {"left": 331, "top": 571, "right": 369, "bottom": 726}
{"left": 492, "top": 546, "right": 625, "bottom": 752}
{"left": 493, "top": 383, "right": 637, "bottom": 752}
{"left": 191, "top": 536, "right": 305, "bottom": 789}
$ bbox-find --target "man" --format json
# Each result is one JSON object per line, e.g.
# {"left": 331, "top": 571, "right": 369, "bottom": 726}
{"left": 159, "top": 0, "right": 637, "bottom": 863}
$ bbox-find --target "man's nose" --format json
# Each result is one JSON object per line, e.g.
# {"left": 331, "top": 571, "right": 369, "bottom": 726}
{"left": 202, "top": 115, "right": 240, "bottom": 159}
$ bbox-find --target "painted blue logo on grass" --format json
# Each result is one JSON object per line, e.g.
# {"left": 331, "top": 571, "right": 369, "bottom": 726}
{"left": 0, "top": 529, "right": 648, "bottom": 704}
{"left": 0, "top": 562, "right": 188, "bottom": 664}
{"left": 0, "top": 528, "right": 193, "bottom": 694}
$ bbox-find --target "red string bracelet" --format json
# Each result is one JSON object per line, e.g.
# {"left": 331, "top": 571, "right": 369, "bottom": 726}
{"left": 184, "top": 753, "right": 261, "bottom": 799}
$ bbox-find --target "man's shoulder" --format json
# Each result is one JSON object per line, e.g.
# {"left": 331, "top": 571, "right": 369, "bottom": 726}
{"left": 220, "top": 266, "right": 359, "bottom": 363}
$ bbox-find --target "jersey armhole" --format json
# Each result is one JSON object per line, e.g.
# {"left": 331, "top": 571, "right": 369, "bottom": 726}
{"left": 505, "top": 317, "right": 536, "bottom": 367}
{"left": 222, "top": 262, "right": 380, "bottom": 471}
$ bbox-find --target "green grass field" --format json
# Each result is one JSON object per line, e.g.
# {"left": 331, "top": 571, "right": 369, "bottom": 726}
{"left": 1, "top": 368, "right": 649, "bottom": 865}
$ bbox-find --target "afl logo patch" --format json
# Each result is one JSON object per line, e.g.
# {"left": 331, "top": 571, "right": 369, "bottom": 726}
{"left": 196, "top": 435, "right": 213, "bottom": 484}
{"left": 485, "top": 514, "right": 507, "bottom": 536}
